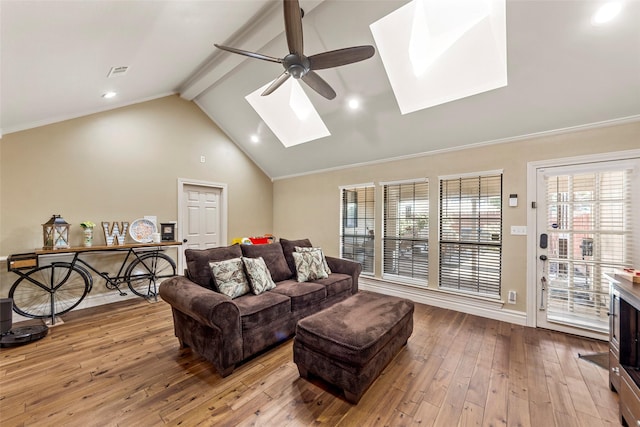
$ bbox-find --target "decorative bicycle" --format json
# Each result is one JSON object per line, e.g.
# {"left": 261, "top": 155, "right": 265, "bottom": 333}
{"left": 7, "top": 242, "right": 179, "bottom": 323}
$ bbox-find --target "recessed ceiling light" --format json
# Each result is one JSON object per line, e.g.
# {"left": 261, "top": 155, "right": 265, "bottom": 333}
{"left": 102, "top": 91, "right": 117, "bottom": 99}
{"left": 347, "top": 98, "right": 361, "bottom": 110}
{"left": 250, "top": 134, "right": 260, "bottom": 143}
{"left": 592, "top": 2, "right": 623, "bottom": 25}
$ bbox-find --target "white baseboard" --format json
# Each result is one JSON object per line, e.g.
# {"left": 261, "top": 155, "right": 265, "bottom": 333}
{"left": 360, "top": 277, "right": 528, "bottom": 326}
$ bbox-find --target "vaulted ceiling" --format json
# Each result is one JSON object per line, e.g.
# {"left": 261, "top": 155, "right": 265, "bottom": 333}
{"left": 2, "top": 0, "right": 639, "bottom": 179}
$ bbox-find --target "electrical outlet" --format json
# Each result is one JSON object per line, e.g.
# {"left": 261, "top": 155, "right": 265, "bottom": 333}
{"left": 200, "top": 156, "right": 206, "bottom": 163}
{"left": 508, "top": 290, "right": 517, "bottom": 304}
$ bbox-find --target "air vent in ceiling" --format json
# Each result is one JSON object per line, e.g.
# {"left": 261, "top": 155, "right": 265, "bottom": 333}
{"left": 107, "top": 66, "right": 129, "bottom": 78}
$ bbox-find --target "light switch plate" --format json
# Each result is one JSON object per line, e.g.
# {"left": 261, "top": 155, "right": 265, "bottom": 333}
{"left": 511, "top": 225, "right": 527, "bottom": 235}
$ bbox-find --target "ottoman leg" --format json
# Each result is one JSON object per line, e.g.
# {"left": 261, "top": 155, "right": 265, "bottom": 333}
{"left": 297, "top": 364, "right": 309, "bottom": 379}
{"left": 344, "top": 390, "right": 361, "bottom": 405}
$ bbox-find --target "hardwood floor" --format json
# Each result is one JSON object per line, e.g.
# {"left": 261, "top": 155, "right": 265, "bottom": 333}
{"left": 0, "top": 297, "right": 620, "bottom": 426}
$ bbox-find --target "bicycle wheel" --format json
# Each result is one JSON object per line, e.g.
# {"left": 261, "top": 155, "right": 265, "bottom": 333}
{"left": 125, "top": 252, "right": 176, "bottom": 298}
{"left": 9, "top": 263, "right": 91, "bottom": 319}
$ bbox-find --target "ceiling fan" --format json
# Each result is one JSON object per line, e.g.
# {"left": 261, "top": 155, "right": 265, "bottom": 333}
{"left": 214, "top": 0, "right": 375, "bottom": 100}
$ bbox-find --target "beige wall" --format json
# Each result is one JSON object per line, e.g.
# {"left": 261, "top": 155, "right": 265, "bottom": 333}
{"left": 0, "top": 95, "right": 273, "bottom": 302}
{"left": 273, "top": 120, "right": 640, "bottom": 315}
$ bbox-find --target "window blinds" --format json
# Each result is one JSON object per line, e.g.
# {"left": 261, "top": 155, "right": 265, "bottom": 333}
{"left": 544, "top": 168, "right": 633, "bottom": 331}
{"left": 383, "top": 180, "right": 429, "bottom": 283}
{"left": 341, "top": 186, "right": 375, "bottom": 274}
{"left": 439, "top": 174, "right": 503, "bottom": 297}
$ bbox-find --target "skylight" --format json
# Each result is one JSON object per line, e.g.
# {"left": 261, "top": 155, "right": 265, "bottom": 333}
{"left": 370, "top": 0, "right": 507, "bottom": 115}
{"left": 592, "top": 2, "right": 623, "bottom": 25}
{"left": 245, "top": 79, "right": 330, "bottom": 148}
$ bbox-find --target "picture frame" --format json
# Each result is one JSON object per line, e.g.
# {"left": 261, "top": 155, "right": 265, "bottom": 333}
{"left": 160, "top": 223, "right": 176, "bottom": 241}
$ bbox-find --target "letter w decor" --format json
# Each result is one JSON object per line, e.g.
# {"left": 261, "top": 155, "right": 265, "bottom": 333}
{"left": 102, "top": 221, "right": 129, "bottom": 246}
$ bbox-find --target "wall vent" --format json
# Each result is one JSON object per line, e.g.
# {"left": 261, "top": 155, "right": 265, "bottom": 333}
{"left": 108, "top": 66, "right": 129, "bottom": 78}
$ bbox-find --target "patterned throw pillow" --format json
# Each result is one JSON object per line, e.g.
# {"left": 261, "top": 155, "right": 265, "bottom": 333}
{"left": 242, "top": 256, "right": 276, "bottom": 295}
{"left": 292, "top": 251, "right": 329, "bottom": 282}
{"left": 209, "top": 257, "right": 250, "bottom": 299}
{"left": 295, "top": 246, "right": 332, "bottom": 274}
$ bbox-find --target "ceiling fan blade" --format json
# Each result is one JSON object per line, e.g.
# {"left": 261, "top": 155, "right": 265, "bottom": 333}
{"left": 301, "top": 71, "right": 336, "bottom": 100}
{"left": 214, "top": 44, "right": 282, "bottom": 64}
{"left": 261, "top": 71, "right": 292, "bottom": 96}
{"left": 284, "top": 0, "right": 303, "bottom": 55}
{"left": 308, "top": 46, "right": 375, "bottom": 70}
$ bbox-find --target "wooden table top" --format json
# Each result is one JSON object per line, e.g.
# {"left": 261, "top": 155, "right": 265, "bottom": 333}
{"left": 35, "top": 241, "right": 181, "bottom": 255}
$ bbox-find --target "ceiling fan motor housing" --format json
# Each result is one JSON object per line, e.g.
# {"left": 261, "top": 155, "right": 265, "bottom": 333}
{"left": 284, "top": 53, "right": 309, "bottom": 79}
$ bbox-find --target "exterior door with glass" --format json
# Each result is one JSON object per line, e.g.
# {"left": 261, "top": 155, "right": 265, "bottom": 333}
{"left": 535, "top": 159, "right": 638, "bottom": 338}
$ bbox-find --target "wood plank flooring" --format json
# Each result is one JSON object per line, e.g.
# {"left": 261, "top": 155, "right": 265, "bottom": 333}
{"left": 0, "top": 297, "right": 620, "bottom": 426}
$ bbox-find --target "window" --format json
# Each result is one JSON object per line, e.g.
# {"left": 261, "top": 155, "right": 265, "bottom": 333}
{"left": 383, "top": 179, "right": 429, "bottom": 283}
{"left": 341, "top": 185, "right": 375, "bottom": 274}
{"left": 439, "top": 173, "right": 503, "bottom": 297}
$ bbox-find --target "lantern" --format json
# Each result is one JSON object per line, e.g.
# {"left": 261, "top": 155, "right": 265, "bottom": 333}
{"left": 42, "top": 215, "right": 71, "bottom": 250}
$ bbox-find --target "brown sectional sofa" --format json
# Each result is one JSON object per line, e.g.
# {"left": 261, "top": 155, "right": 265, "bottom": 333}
{"left": 159, "top": 238, "right": 362, "bottom": 377}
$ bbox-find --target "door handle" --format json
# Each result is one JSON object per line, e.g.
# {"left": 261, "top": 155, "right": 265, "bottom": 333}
{"left": 540, "top": 233, "right": 548, "bottom": 249}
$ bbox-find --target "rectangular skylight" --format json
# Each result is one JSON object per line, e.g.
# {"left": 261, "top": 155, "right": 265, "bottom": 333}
{"left": 245, "top": 79, "right": 330, "bottom": 148}
{"left": 370, "top": 0, "right": 507, "bottom": 115}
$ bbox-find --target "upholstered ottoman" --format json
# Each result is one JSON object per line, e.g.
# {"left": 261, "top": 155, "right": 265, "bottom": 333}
{"left": 293, "top": 292, "right": 414, "bottom": 404}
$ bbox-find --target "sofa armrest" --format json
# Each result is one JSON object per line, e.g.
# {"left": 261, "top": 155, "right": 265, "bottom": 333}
{"left": 160, "top": 276, "right": 240, "bottom": 331}
{"left": 325, "top": 256, "right": 362, "bottom": 294}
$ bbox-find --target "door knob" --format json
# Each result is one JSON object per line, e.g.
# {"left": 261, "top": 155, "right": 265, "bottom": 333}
{"left": 183, "top": 239, "right": 188, "bottom": 243}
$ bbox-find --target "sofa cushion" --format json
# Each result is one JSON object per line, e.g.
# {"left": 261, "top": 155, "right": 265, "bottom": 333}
{"left": 295, "top": 246, "right": 331, "bottom": 274}
{"left": 234, "top": 291, "right": 291, "bottom": 330}
{"left": 209, "top": 258, "right": 250, "bottom": 299}
{"left": 241, "top": 243, "right": 292, "bottom": 282}
{"left": 242, "top": 256, "right": 277, "bottom": 295}
{"left": 185, "top": 245, "right": 243, "bottom": 289}
{"left": 292, "top": 251, "right": 329, "bottom": 282}
{"left": 271, "top": 280, "right": 327, "bottom": 312}
{"left": 280, "top": 238, "right": 312, "bottom": 276}
{"left": 314, "top": 273, "right": 352, "bottom": 297}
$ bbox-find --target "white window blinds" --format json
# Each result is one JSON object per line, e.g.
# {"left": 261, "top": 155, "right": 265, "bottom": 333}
{"left": 544, "top": 166, "right": 634, "bottom": 331}
{"left": 341, "top": 186, "right": 375, "bottom": 274}
{"left": 439, "top": 174, "right": 503, "bottom": 297}
{"left": 383, "top": 180, "right": 429, "bottom": 283}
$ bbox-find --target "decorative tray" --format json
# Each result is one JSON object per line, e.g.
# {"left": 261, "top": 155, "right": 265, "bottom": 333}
{"left": 129, "top": 218, "right": 157, "bottom": 243}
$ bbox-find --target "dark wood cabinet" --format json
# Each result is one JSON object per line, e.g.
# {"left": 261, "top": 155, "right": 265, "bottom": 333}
{"left": 608, "top": 274, "right": 640, "bottom": 426}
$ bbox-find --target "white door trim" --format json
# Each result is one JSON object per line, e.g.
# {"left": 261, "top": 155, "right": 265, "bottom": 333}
{"left": 526, "top": 149, "right": 640, "bottom": 328}
{"left": 177, "top": 178, "right": 228, "bottom": 273}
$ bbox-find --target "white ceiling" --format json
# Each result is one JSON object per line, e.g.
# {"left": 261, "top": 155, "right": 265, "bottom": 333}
{"left": 2, "top": 0, "right": 639, "bottom": 179}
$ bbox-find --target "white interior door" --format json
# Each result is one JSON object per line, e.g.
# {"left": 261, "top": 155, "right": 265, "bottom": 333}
{"left": 177, "top": 180, "right": 227, "bottom": 272}
{"left": 535, "top": 158, "right": 639, "bottom": 338}
{"left": 183, "top": 184, "right": 221, "bottom": 250}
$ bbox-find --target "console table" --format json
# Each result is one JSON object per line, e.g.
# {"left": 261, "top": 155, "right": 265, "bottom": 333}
{"left": 7, "top": 242, "right": 181, "bottom": 324}
{"left": 607, "top": 273, "right": 640, "bottom": 426}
